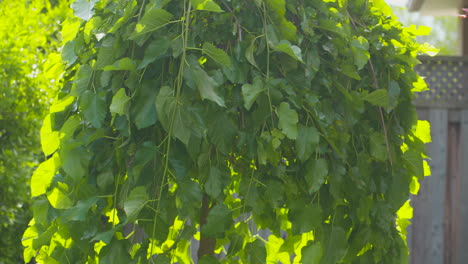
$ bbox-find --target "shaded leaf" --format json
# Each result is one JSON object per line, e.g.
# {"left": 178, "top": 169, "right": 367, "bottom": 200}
{"left": 61, "top": 144, "right": 90, "bottom": 181}
{"left": 155, "top": 86, "right": 192, "bottom": 145}
{"left": 110, "top": 88, "right": 130, "bottom": 116}
{"left": 351, "top": 36, "right": 370, "bottom": 70}
{"left": 204, "top": 167, "right": 223, "bottom": 199}
{"left": 277, "top": 102, "right": 298, "bottom": 139}
{"left": 62, "top": 40, "right": 77, "bottom": 66}
{"left": 305, "top": 158, "right": 328, "bottom": 193}
{"left": 245, "top": 239, "right": 266, "bottom": 264}
{"left": 99, "top": 239, "right": 132, "bottom": 264}
{"left": 340, "top": 64, "right": 361, "bottom": 80}
{"left": 202, "top": 42, "right": 231, "bottom": 66}
{"left": 364, "top": 89, "right": 389, "bottom": 108}
{"left": 289, "top": 202, "right": 322, "bottom": 235}
{"left": 131, "top": 81, "right": 158, "bottom": 129}
{"left": 199, "top": 256, "right": 220, "bottom": 264}
{"left": 321, "top": 226, "right": 348, "bottom": 264}
{"left": 242, "top": 76, "right": 263, "bottom": 110}
{"left": 103, "top": 57, "right": 136, "bottom": 72}
{"left": 274, "top": 40, "right": 304, "bottom": 63}
{"left": 138, "top": 37, "right": 170, "bottom": 69}
{"left": 130, "top": 8, "right": 173, "bottom": 39}
{"left": 302, "top": 242, "right": 323, "bottom": 264}
{"left": 71, "top": 64, "right": 93, "bottom": 96}
{"left": 296, "top": 125, "right": 319, "bottom": 161}
{"left": 80, "top": 90, "right": 107, "bottom": 128}
{"left": 62, "top": 196, "right": 99, "bottom": 222}
{"left": 124, "top": 186, "right": 149, "bottom": 222}
{"left": 201, "top": 204, "right": 233, "bottom": 238}
{"left": 189, "top": 64, "right": 225, "bottom": 107}
{"left": 191, "top": 0, "right": 223, "bottom": 12}
{"left": 245, "top": 40, "right": 259, "bottom": 68}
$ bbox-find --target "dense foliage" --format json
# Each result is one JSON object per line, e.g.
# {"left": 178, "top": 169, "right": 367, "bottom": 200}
{"left": 24, "top": 0, "right": 433, "bottom": 263}
{"left": 0, "top": 0, "right": 68, "bottom": 262}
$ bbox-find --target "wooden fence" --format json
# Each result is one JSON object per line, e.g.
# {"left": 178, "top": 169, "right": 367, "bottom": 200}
{"left": 408, "top": 56, "right": 468, "bottom": 264}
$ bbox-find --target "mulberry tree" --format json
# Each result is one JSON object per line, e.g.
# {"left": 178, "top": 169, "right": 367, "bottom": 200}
{"left": 24, "top": 0, "right": 433, "bottom": 263}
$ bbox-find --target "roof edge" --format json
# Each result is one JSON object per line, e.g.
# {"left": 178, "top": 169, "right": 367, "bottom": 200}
{"left": 407, "top": 0, "right": 424, "bottom": 11}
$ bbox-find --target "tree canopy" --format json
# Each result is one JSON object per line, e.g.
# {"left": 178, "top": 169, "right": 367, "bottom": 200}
{"left": 23, "top": 0, "right": 432, "bottom": 263}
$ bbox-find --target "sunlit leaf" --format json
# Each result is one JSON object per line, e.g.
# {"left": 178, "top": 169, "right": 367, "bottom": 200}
{"left": 31, "top": 153, "right": 60, "bottom": 197}
{"left": 71, "top": 0, "right": 98, "bottom": 21}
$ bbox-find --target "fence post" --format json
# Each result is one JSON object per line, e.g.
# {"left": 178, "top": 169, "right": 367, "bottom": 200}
{"left": 410, "top": 109, "right": 448, "bottom": 264}
{"left": 455, "top": 110, "right": 468, "bottom": 264}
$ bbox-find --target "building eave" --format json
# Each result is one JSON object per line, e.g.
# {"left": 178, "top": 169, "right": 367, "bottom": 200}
{"left": 407, "top": 0, "right": 424, "bottom": 11}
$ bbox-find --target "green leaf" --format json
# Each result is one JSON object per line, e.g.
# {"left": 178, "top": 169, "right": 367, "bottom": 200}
{"left": 351, "top": 36, "right": 370, "bottom": 70}
{"left": 40, "top": 114, "right": 60, "bottom": 156}
{"left": 177, "top": 179, "right": 203, "bottom": 216}
{"left": 363, "top": 89, "right": 390, "bottom": 108}
{"left": 110, "top": 88, "right": 130, "bottom": 116}
{"left": 289, "top": 202, "right": 322, "bottom": 235}
{"left": 124, "top": 186, "right": 149, "bottom": 222}
{"left": 138, "top": 37, "right": 170, "bottom": 69}
{"left": 245, "top": 40, "right": 259, "bottom": 69}
{"left": 62, "top": 40, "right": 78, "bottom": 66}
{"left": 321, "top": 226, "right": 348, "bottom": 264}
{"left": 99, "top": 239, "right": 132, "bottom": 264}
{"left": 228, "top": 233, "right": 244, "bottom": 256}
{"left": 71, "top": 0, "right": 97, "bottom": 21}
{"left": 71, "top": 64, "right": 93, "bottom": 96}
{"left": 62, "top": 197, "right": 99, "bottom": 222}
{"left": 305, "top": 158, "right": 328, "bottom": 193}
{"left": 204, "top": 167, "right": 223, "bottom": 199}
{"left": 155, "top": 86, "right": 192, "bottom": 145}
{"left": 31, "top": 154, "right": 60, "bottom": 197}
{"left": 208, "top": 112, "right": 237, "bottom": 154}
{"left": 189, "top": 62, "right": 225, "bottom": 107}
{"left": 97, "top": 170, "right": 114, "bottom": 190}
{"left": 245, "top": 239, "right": 266, "bottom": 264}
{"left": 131, "top": 81, "right": 158, "bottom": 129}
{"left": 340, "top": 64, "right": 361, "bottom": 80}
{"left": 154, "top": 255, "right": 171, "bottom": 264}
{"left": 50, "top": 95, "right": 75, "bottom": 114}
{"left": 242, "top": 77, "right": 263, "bottom": 110}
{"left": 130, "top": 8, "right": 173, "bottom": 39}
{"left": 415, "top": 120, "right": 431, "bottom": 144}
{"left": 302, "top": 242, "right": 323, "bottom": 264}
{"left": 199, "top": 256, "right": 220, "bottom": 264}
{"left": 80, "top": 91, "right": 107, "bottom": 128}
{"left": 190, "top": 0, "right": 223, "bottom": 12}
{"left": 296, "top": 125, "right": 320, "bottom": 161}
{"left": 201, "top": 204, "right": 233, "bottom": 238}
{"left": 202, "top": 42, "right": 231, "bottom": 66}
{"left": 32, "top": 225, "right": 57, "bottom": 250}
{"left": 47, "top": 182, "right": 73, "bottom": 209}
{"left": 103, "top": 57, "right": 136, "bottom": 72}
{"left": 388, "top": 80, "right": 401, "bottom": 108}
{"left": 92, "top": 229, "right": 116, "bottom": 244}
{"left": 61, "top": 144, "right": 90, "bottom": 181}
{"left": 370, "top": 132, "right": 387, "bottom": 161}
{"left": 277, "top": 102, "right": 298, "bottom": 139}
{"left": 274, "top": 40, "right": 304, "bottom": 63}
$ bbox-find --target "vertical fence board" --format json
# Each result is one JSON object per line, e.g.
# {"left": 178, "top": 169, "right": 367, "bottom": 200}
{"left": 445, "top": 122, "right": 460, "bottom": 264}
{"left": 455, "top": 110, "right": 468, "bottom": 264}
{"left": 410, "top": 109, "right": 448, "bottom": 264}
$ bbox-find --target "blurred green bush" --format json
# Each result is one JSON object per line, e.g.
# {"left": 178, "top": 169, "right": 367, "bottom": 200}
{"left": 0, "top": 0, "right": 69, "bottom": 262}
